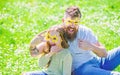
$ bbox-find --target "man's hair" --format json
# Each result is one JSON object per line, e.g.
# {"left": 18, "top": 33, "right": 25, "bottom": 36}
{"left": 64, "top": 6, "right": 82, "bottom": 18}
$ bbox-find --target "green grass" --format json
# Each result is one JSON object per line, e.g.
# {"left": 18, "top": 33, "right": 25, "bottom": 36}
{"left": 0, "top": 0, "right": 120, "bottom": 74}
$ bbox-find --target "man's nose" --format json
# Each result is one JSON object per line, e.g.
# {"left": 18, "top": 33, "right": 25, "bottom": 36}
{"left": 70, "top": 24, "right": 75, "bottom": 28}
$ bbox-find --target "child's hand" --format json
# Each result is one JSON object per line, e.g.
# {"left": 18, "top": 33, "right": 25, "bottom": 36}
{"left": 50, "top": 46, "right": 63, "bottom": 53}
{"left": 44, "top": 45, "right": 63, "bottom": 58}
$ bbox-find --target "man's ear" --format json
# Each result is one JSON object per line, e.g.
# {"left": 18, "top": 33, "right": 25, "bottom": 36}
{"left": 62, "top": 18, "right": 64, "bottom": 22}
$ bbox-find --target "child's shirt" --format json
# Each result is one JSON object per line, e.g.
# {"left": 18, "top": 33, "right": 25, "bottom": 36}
{"left": 39, "top": 49, "right": 72, "bottom": 75}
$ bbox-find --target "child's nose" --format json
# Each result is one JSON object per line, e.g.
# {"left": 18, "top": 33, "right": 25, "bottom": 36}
{"left": 49, "top": 40, "right": 54, "bottom": 44}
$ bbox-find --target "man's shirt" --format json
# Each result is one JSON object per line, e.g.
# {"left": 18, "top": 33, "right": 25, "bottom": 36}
{"left": 68, "top": 25, "right": 98, "bottom": 71}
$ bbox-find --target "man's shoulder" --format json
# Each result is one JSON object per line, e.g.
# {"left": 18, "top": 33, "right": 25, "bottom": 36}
{"left": 50, "top": 24, "right": 64, "bottom": 29}
{"left": 78, "top": 25, "right": 92, "bottom": 32}
{"left": 79, "top": 25, "right": 91, "bottom": 30}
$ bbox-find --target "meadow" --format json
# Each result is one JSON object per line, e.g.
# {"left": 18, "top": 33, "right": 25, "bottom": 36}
{"left": 0, "top": 0, "right": 120, "bottom": 75}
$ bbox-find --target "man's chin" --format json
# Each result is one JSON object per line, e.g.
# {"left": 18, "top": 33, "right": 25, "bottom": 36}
{"left": 66, "top": 32, "right": 77, "bottom": 41}
{"left": 68, "top": 32, "right": 74, "bottom": 35}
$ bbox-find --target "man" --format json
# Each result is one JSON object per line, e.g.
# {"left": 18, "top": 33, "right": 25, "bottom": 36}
{"left": 62, "top": 6, "right": 120, "bottom": 75}
{"left": 29, "top": 6, "right": 120, "bottom": 75}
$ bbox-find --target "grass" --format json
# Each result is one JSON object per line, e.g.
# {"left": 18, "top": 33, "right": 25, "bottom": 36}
{"left": 0, "top": 0, "right": 120, "bottom": 74}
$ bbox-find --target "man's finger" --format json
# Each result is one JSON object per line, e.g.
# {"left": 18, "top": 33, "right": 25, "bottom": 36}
{"left": 78, "top": 39, "right": 83, "bottom": 42}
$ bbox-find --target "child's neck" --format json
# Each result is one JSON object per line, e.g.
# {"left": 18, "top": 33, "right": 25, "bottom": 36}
{"left": 58, "top": 44, "right": 63, "bottom": 48}
{"left": 56, "top": 44, "right": 63, "bottom": 50}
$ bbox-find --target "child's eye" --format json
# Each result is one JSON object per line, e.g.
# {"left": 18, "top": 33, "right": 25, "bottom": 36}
{"left": 45, "top": 33, "right": 51, "bottom": 41}
{"left": 53, "top": 37, "right": 56, "bottom": 40}
{"left": 52, "top": 36, "right": 58, "bottom": 43}
{"left": 68, "top": 20, "right": 71, "bottom": 23}
{"left": 52, "top": 36, "right": 57, "bottom": 40}
{"left": 47, "top": 35, "right": 50, "bottom": 38}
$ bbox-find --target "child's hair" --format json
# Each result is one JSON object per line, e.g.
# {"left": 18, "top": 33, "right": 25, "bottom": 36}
{"left": 55, "top": 27, "right": 69, "bottom": 48}
{"left": 44, "top": 27, "right": 69, "bottom": 68}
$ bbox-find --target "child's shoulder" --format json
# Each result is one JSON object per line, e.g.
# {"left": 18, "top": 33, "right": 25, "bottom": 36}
{"left": 59, "top": 49, "right": 71, "bottom": 57}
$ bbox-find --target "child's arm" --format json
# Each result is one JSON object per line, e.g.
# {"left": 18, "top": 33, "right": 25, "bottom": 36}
{"left": 38, "top": 52, "right": 55, "bottom": 67}
{"left": 38, "top": 46, "right": 60, "bottom": 67}
{"left": 62, "top": 52, "right": 72, "bottom": 75}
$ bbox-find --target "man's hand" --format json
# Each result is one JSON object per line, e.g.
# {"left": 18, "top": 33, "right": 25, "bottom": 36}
{"left": 78, "top": 39, "right": 93, "bottom": 50}
{"left": 78, "top": 39, "right": 107, "bottom": 57}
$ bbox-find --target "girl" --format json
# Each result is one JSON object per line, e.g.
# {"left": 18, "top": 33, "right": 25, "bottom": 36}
{"left": 23, "top": 28, "right": 72, "bottom": 75}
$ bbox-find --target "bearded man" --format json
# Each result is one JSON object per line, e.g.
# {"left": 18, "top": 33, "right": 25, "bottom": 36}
{"left": 62, "top": 6, "right": 120, "bottom": 75}
{"left": 29, "top": 6, "right": 120, "bottom": 75}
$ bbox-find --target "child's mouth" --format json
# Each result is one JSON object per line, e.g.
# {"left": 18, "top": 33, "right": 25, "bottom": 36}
{"left": 50, "top": 43, "right": 56, "bottom": 46}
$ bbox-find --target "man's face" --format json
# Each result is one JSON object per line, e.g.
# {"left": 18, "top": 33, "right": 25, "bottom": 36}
{"left": 63, "top": 17, "right": 80, "bottom": 41}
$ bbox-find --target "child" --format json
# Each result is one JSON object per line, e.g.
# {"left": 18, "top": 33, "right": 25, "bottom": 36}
{"left": 23, "top": 28, "right": 72, "bottom": 75}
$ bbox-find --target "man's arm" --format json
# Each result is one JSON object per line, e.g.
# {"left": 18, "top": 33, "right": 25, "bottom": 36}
{"left": 29, "top": 31, "right": 47, "bottom": 57}
{"left": 78, "top": 40, "right": 107, "bottom": 57}
{"left": 78, "top": 28, "right": 107, "bottom": 57}
{"left": 91, "top": 42, "right": 107, "bottom": 57}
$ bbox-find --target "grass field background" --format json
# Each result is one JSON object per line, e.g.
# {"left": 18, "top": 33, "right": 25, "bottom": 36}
{"left": 0, "top": 0, "right": 120, "bottom": 75}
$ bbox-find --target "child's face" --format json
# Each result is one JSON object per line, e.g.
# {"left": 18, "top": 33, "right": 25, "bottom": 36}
{"left": 45, "top": 30, "right": 62, "bottom": 47}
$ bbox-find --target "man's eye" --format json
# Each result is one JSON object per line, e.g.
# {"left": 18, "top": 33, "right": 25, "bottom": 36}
{"left": 74, "top": 22, "right": 79, "bottom": 25}
{"left": 53, "top": 37, "right": 56, "bottom": 40}
{"left": 74, "top": 22, "right": 78, "bottom": 23}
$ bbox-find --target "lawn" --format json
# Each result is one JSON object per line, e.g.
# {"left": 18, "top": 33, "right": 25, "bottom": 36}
{"left": 0, "top": 0, "right": 120, "bottom": 75}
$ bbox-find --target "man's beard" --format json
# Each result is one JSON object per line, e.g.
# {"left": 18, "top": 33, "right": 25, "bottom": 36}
{"left": 65, "top": 27, "right": 78, "bottom": 41}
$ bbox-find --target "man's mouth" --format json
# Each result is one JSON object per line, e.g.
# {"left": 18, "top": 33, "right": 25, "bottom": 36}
{"left": 68, "top": 28, "right": 75, "bottom": 34}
